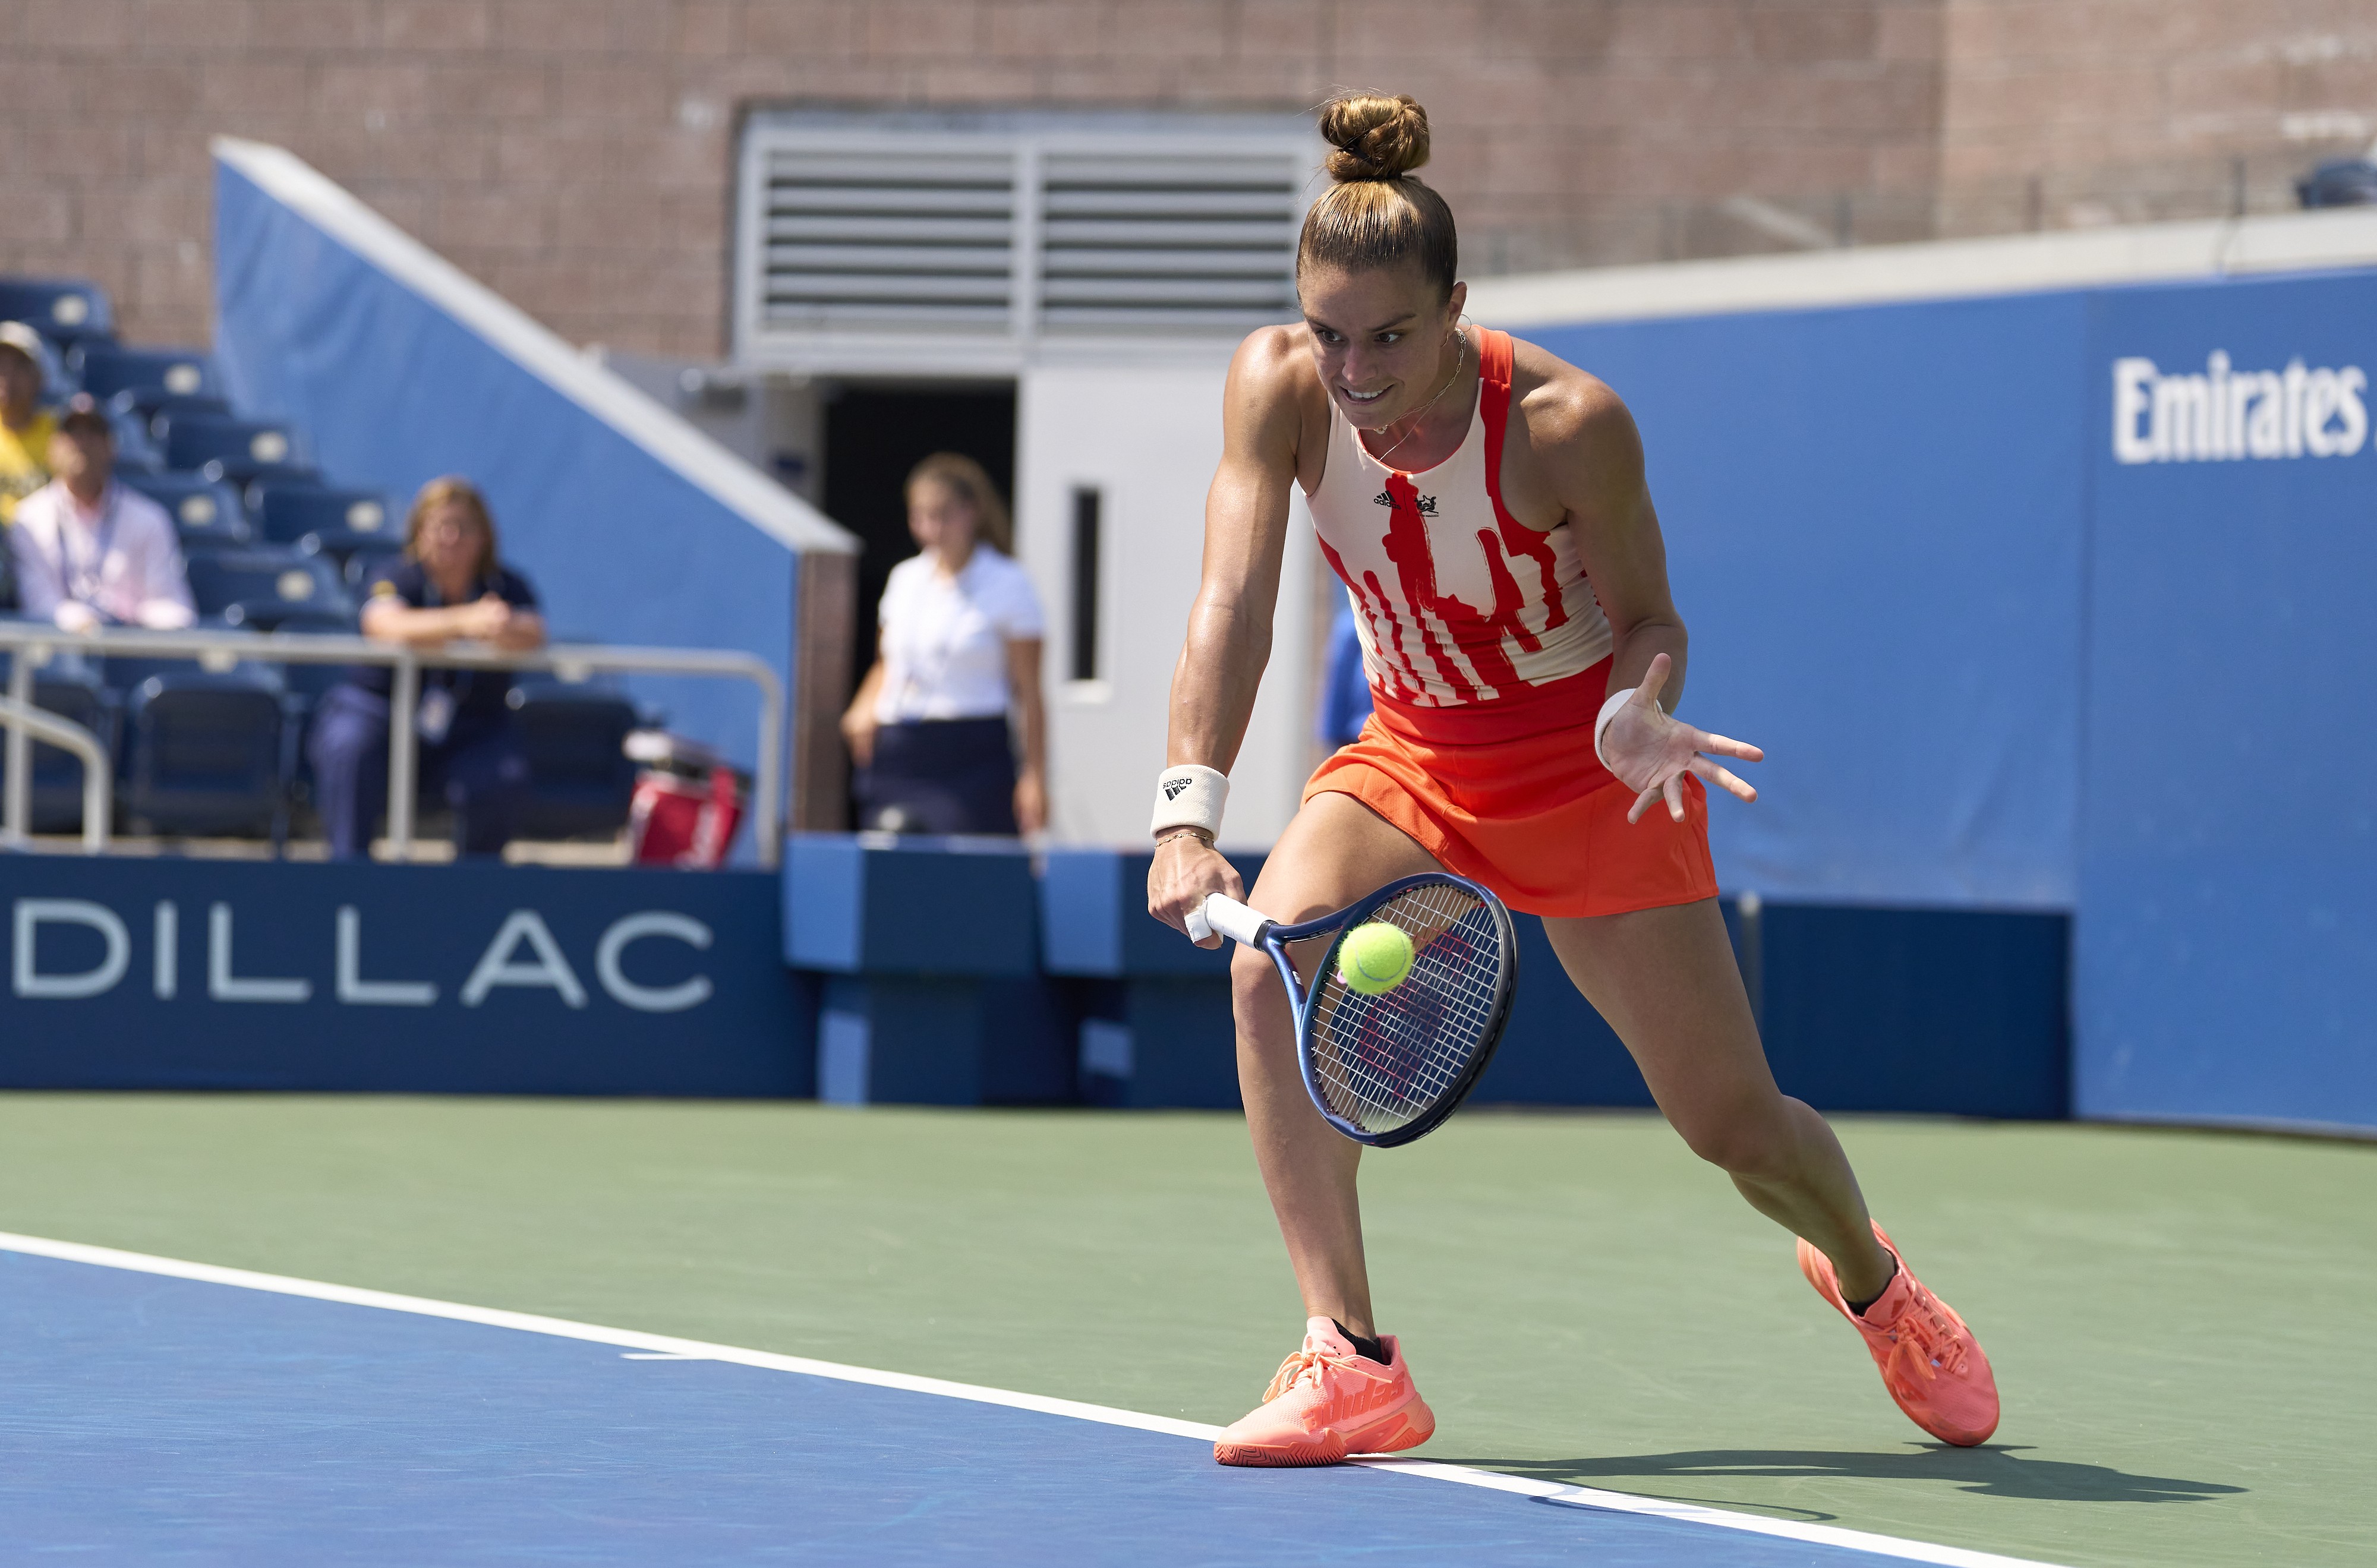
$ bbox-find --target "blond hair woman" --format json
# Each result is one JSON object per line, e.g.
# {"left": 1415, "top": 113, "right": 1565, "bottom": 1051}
{"left": 842, "top": 453, "right": 1048, "bottom": 835}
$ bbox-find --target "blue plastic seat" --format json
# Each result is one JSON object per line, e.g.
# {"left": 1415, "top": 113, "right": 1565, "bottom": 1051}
{"left": 117, "top": 473, "right": 252, "bottom": 549}
{"left": 111, "top": 389, "right": 232, "bottom": 442}
{"left": 156, "top": 412, "right": 301, "bottom": 481}
{"left": 185, "top": 548, "right": 355, "bottom": 632}
{"left": 343, "top": 548, "right": 406, "bottom": 592}
{"left": 2298, "top": 158, "right": 2377, "bottom": 208}
{"left": 253, "top": 484, "right": 399, "bottom": 557}
{"left": 0, "top": 279, "right": 113, "bottom": 351}
{"left": 509, "top": 682, "right": 640, "bottom": 840}
{"left": 65, "top": 343, "right": 213, "bottom": 402}
{"left": 120, "top": 669, "right": 285, "bottom": 839}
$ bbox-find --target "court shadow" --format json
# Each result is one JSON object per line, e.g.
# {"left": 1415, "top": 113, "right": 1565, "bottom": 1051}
{"left": 1429, "top": 1446, "right": 2245, "bottom": 1512}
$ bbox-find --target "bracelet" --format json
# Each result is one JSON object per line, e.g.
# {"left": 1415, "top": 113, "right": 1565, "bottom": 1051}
{"left": 1150, "top": 763, "right": 1229, "bottom": 838}
{"left": 1153, "top": 826, "right": 1214, "bottom": 851}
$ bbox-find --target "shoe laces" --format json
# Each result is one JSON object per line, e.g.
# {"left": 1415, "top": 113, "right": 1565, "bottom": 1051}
{"left": 1262, "top": 1343, "right": 1394, "bottom": 1405}
{"left": 1874, "top": 1283, "right": 1970, "bottom": 1389}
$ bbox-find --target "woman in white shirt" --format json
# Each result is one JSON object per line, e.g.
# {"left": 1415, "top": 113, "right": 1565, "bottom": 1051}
{"left": 841, "top": 453, "right": 1048, "bottom": 835}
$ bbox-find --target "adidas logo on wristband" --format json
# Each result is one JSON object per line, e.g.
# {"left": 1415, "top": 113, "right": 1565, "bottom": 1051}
{"left": 1152, "top": 765, "right": 1228, "bottom": 839}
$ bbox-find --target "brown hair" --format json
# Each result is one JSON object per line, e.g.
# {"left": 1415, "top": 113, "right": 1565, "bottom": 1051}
{"left": 905, "top": 451, "right": 1013, "bottom": 555}
{"left": 404, "top": 475, "right": 500, "bottom": 580}
{"left": 55, "top": 395, "right": 114, "bottom": 443}
{"left": 1297, "top": 93, "right": 1459, "bottom": 300}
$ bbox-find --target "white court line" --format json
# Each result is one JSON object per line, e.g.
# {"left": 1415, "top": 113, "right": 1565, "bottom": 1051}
{"left": 0, "top": 1230, "right": 2061, "bottom": 1568}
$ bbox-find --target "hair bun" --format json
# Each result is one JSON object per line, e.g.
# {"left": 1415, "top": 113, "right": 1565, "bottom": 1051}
{"left": 1320, "top": 93, "right": 1430, "bottom": 182}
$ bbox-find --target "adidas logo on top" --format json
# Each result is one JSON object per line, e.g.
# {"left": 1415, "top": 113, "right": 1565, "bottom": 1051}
{"left": 1372, "top": 490, "right": 1439, "bottom": 515}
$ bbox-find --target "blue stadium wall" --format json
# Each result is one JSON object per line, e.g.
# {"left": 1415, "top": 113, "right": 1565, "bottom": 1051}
{"left": 1519, "top": 266, "right": 2376, "bottom": 1135}
{"left": 35, "top": 155, "right": 2353, "bottom": 1130}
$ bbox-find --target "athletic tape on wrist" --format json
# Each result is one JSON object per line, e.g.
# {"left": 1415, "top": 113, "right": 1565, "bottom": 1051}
{"left": 1152, "top": 764, "right": 1228, "bottom": 839}
{"left": 1593, "top": 687, "right": 1663, "bottom": 772}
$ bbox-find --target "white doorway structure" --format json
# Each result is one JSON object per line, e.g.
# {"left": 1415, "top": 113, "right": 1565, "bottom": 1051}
{"left": 732, "top": 108, "right": 1326, "bottom": 846}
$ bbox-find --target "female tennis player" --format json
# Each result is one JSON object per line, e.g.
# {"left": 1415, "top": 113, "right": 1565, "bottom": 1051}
{"left": 1149, "top": 93, "right": 1998, "bottom": 1467}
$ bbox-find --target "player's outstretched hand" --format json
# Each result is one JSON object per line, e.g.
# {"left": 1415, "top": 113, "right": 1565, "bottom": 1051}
{"left": 1601, "top": 652, "right": 1764, "bottom": 825}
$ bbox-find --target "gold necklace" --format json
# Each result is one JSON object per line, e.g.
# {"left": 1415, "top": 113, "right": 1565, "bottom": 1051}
{"left": 1360, "top": 328, "right": 1468, "bottom": 469}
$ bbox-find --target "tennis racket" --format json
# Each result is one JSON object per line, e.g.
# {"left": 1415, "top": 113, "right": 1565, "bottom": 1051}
{"left": 1186, "top": 873, "right": 1519, "bottom": 1147}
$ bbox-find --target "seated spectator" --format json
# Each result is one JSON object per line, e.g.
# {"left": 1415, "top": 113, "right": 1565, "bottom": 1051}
{"left": 841, "top": 453, "right": 1046, "bottom": 835}
{"left": 7, "top": 398, "right": 194, "bottom": 632}
{"left": 307, "top": 477, "right": 544, "bottom": 861}
{"left": 1, "top": 322, "right": 56, "bottom": 527}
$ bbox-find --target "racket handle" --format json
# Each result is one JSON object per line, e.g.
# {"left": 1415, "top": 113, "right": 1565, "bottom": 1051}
{"left": 1188, "top": 893, "right": 1269, "bottom": 948}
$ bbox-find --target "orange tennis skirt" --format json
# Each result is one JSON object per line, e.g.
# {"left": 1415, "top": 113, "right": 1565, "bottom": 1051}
{"left": 1304, "top": 657, "right": 1717, "bottom": 919}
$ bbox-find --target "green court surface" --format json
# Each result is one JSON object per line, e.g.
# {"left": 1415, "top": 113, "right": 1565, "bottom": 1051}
{"left": 0, "top": 1095, "right": 2367, "bottom": 1567}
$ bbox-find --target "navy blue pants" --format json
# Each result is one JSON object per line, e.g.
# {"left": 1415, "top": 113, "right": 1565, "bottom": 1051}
{"left": 854, "top": 717, "right": 1017, "bottom": 835}
{"left": 307, "top": 683, "right": 530, "bottom": 861}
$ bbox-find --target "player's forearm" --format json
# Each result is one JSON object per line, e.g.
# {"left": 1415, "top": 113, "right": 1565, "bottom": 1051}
{"left": 1165, "top": 595, "right": 1271, "bottom": 773}
{"left": 1608, "top": 614, "right": 1688, "bottom": 710}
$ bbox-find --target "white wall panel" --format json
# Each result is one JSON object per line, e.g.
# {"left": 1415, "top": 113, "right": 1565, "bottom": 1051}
{"left": 1016, "top": 361, "right": 1316, "bottom": 849}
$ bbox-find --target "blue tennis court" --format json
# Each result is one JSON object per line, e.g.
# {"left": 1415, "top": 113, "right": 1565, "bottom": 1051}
{"left": 0, "top": 1237, "right": 2050, "bottom": 1567}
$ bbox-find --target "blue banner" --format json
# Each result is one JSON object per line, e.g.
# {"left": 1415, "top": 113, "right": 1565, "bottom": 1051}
{"left": 2076, "top": 270, "right": 2377, "bottom": 1131}
{"left": 1531, "top": 294, "right": 2089, "bottom": 910}
{"left": 1, "top": 858, "right": 809, "bottom": 1096}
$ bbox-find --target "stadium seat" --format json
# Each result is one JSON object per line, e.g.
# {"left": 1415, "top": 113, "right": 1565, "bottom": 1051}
{"left": 0, "top": 278, "right": 113, "bottom": 351}
{"left": 156, "top": 412, "right": 301, "bottom": 482}
{"left": 509, "top": 682, "right": 639, "bottom": 839}
{"left": 118, "top": 474, "right": 252, "bottom": 550}
{"left": 253, "top": 484, "right": 399, "bottom": 558}
{"left": 65, "top": 343, "right": 214, "bottom": 403}
{"left": 105, "top": 407, "right": 168, "bottom": 474}
{"left": 2297, "top": 158, "right": 2377, "bottom": 207}
{"left": 185, "top": 548, "right": 355, "bottom": 632}
{"left": 208, "top": 460, "right": 323, "bottom": 501}
{"left": 120, "top": 670, "right": 286, "bottom": 840}
{"left": 343, "top": 548, "right": 405, "bottom": 592}
{"left": 111, "top": 389, "right": 232, "bottom": 443}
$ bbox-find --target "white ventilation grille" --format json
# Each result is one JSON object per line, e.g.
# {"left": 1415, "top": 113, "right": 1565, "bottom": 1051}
{"left": 758, "top": 146, "right": 1019, "bottom": 335}
{"left": 737, "top": 115, "right": 1316, "bottom": 368}
{"left": 1038, "top": 152, "right": 1304, "bottom": 332}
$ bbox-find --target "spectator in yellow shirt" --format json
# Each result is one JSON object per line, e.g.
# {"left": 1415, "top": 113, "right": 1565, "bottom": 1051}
{"left": 1, "top": 323, "right": 59, "bottom": 527}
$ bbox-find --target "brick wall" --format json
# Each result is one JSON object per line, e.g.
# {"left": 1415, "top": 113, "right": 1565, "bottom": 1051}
{"left": 1937, "top": 1, "right": 2377, "bottom": 234}
{"left": 2, "top": 1, "right": 2370, "bottom": 360}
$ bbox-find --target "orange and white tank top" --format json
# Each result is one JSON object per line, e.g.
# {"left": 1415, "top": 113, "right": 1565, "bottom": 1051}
{"left": 1307, "top": 327, "right": 1610, "bottom": 709}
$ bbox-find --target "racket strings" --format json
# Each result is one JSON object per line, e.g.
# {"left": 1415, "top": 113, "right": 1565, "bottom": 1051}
{"left": 1307, "top": 883, "right": 1505, "bottom": 1137}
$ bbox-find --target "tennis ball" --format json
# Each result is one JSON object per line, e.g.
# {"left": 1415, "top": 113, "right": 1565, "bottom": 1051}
{"left": 1338, "top": 922, "right": 1415, "bottom": 995}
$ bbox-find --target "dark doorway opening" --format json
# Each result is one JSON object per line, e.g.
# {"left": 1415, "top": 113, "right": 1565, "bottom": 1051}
{"left": 822, "top": 381, "right": 1019, "bottom": 702}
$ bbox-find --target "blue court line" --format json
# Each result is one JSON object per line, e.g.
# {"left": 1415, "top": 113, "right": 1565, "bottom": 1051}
{"left": 0, "top": 1234, "right": 2060, "bottom": 1567}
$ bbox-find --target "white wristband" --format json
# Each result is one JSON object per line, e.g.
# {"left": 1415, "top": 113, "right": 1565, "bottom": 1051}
{"left": 1593, "top": 687, "right": 1663, "bottom": 771}
{"left": 1152, "top": 764, "right": 1229, "bottom": 838}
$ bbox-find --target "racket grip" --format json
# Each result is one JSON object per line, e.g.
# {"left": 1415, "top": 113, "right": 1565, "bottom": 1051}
{"left": 1190, "top": 894, "right": 1269, "bottom": 948}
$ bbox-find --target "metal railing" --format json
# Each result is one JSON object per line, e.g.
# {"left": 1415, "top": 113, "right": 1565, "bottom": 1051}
{"left": 0, "top": 623, "right": 783, "bottom": 867}
{"left": 0, "top": 693, "right": 109, "bottom": 853}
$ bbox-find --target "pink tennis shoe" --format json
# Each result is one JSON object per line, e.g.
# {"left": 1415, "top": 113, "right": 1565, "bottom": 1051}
{"left": 1799, "top": 1220, "right": 2000, "bottom": 1447}
{"left": 1213, "top": 1317, "right": 1435, "bottom": 1467}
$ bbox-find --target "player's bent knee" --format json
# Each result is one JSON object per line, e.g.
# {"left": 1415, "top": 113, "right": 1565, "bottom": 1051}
{"left": 1672, "top": 1098, "right": 1795, "bottom": 1177}
{"left": 1231, "top": 944, "right": 1289, "bottom": 1030}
